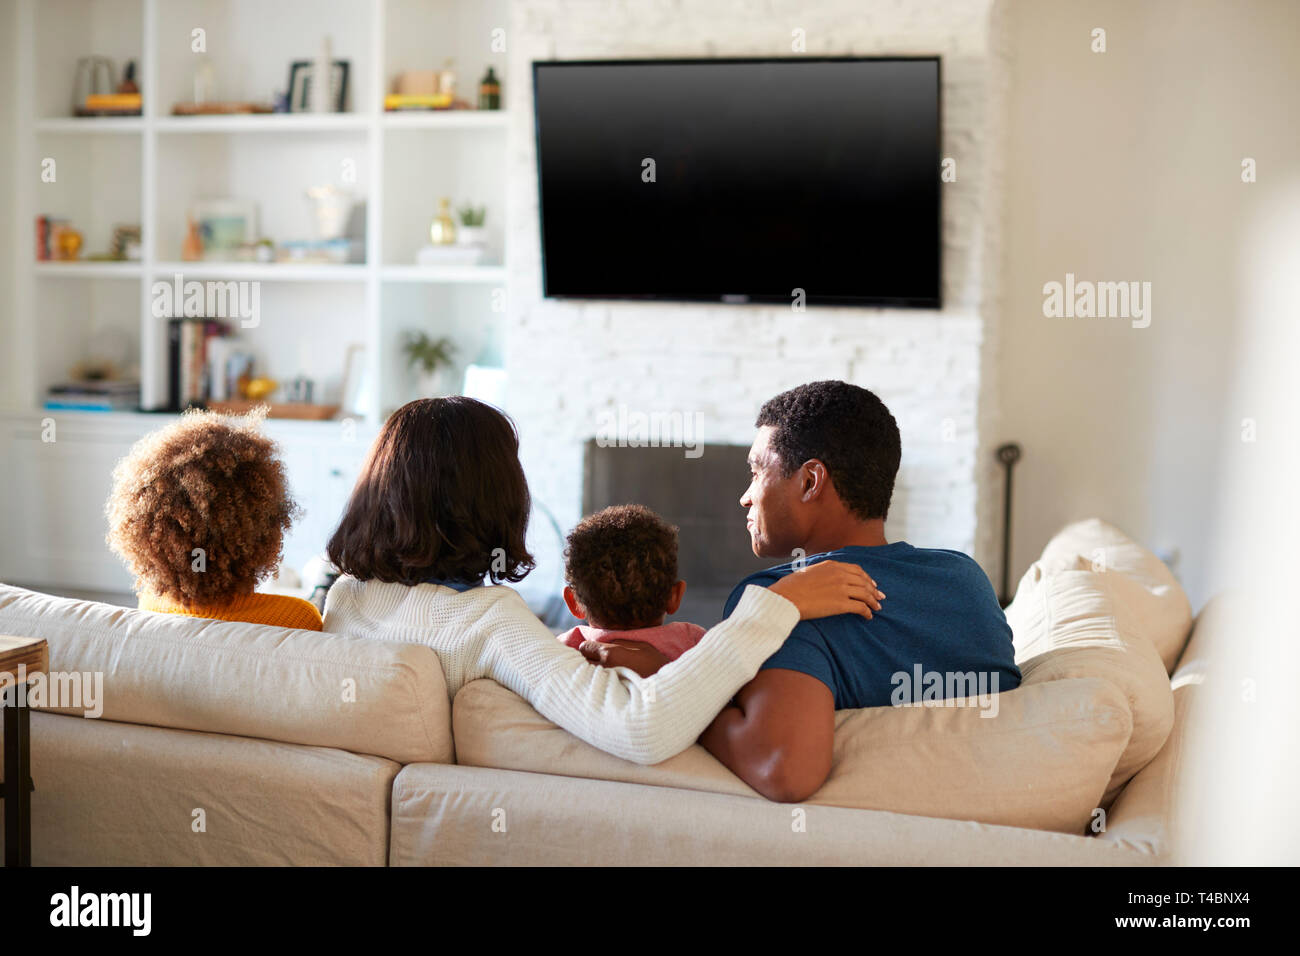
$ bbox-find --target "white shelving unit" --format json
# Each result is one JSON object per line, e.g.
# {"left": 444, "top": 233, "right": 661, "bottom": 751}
{"left": 11, "top": 0, "right": 511, "bottom": 427}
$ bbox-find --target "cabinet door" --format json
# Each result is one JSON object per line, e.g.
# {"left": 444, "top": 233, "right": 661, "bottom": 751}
{"left": 317, "top": 440, "right": 368, "bottom": 549}
{"left": 0, "top": 424, "right": 138, "bottom": 592}
{"left": 272, "top": 434, "right": 368, "bottom": 576}
{"left": 275, "top": 440, "right": 324, "bottom": 577}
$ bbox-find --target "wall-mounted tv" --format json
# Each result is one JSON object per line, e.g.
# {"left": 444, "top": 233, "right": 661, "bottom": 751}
{"left": 532, "top": 57, "right": 941, "bottom": 308}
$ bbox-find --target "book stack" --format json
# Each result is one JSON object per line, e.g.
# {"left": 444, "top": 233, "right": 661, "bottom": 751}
{"left": 383, "top": 93, "right": 454, "bottom": 111}
{"left": 78, "top": 93, "right": 142, "bottom": 116}
{"left": 167, "top": 318, "right": 232, "bottom": 410}
{"left": 35, "top": 216, "right": 69, "bottom": 260}
{"left": 45, "top": 380, "right": 140, "bottom": 413}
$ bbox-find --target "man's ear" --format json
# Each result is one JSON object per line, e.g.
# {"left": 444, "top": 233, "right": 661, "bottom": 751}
{"left": 664, "top": 580, "right": 687, "bottom": 615}
{"left": 801, "top": 460, "right": 830, "bottom": 503}
{"left": 562, "top": 585, "right": 587, "bottom": 621}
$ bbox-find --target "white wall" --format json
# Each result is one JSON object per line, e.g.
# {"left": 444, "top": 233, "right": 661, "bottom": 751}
{"left": 1176, "top": 182, "right": 1300, "bottom": 865}
{"left": 999, "top": 0, "right": 1300, "bottom": 609}
{"left": 0, "top": 0, "right": 16, "bottom": 408}
{"left": 504, "top": 0, "right": 1010, "bottom": 572}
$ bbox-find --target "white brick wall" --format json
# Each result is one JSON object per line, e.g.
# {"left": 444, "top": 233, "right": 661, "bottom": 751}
{"left": 504, "top": 0, "right": 1007, "bottom": 575}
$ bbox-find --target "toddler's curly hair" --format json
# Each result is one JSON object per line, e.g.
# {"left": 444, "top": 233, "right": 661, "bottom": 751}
{"left": 106, "top": 410, "right": 298, "bottom": 607}
{"left": 564, "top": 504, "right": 680, "bottom": 629}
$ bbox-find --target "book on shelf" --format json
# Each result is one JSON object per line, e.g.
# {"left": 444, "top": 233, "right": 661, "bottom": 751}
{"left": 44, "top": 380, "right": 140, "bottom": 413}
{"left": 78, "top": 93, "right": 143, "bottom": 116}
{"left": 383, "top": 93, "right": 455, "bottom": 111}
{"left": 167, "top": 317, "right": 233, "bottom": 411}
{"left": 34, "top": 216, "right": 69, "bottom": 261}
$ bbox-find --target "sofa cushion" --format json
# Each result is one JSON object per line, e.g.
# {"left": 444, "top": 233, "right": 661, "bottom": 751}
{"left": 1008, "top": 567, "right": 1175, "bottom": 804}
{"left": 453, "top": 674, "right": 1131, "bottom": 834}
{"left": 1034, "top": 519, "right": 1193, "bottom": 673}
{"left": 0, "top": 583, "right": 452, "bottom": 765}
{"left": 390, "top": 763, "right": 1155, "bottom": 866}
{"left": 1, "top": 713, "right": 398, "bottom": 866}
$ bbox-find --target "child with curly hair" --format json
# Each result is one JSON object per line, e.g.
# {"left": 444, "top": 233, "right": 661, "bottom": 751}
{"left": 106, "top": 410, "right": 322, "bottom": 630}
{"left": 560, "top": 504, "right": 705, "bottom": 663}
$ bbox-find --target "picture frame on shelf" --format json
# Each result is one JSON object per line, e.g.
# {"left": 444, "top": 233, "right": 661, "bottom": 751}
{"left": 190, "top": 200, "right": 259, "bottom": 261}
{"left": 287, "top": 60, "right": 350, "bottom": 113}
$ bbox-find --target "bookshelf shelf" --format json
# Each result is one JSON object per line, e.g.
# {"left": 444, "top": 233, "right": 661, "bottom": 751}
{"left": 154, "top": 114, "right": 371, "bottom": 135}
{"left": 35, "top": 117, "right": 145, "bottom": 134}
{"left": 33, "top": 261, "right": 144, "bottom": 278}
{"left": 11, "top": 0, "right": 511, "bottom": 427}
{"left": 380, "top": 264, "right": 506, "bottom": 284}
{"left": 381, "top": 111, "right": 507, "bottom": 131}
{"left": 152, "top": 261, "right": 369, "bottom": 282}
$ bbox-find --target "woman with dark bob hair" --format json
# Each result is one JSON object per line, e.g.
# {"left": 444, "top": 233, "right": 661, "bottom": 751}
{"left": 324, "top": 397, "right": 874, "bottom": 765}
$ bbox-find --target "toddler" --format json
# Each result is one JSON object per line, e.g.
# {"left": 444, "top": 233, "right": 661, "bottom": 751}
{"left": 560, "top": 504, "right": 703, "bottom": 660}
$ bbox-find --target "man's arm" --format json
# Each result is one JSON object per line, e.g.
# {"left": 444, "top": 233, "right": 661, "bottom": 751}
{"left": 699, "top": 667, "right": 836, "bottom": 803}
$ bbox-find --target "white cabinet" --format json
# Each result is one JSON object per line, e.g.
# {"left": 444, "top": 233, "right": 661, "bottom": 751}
{"left": 0, "top": 418, "right": 144, "bottom": 592}
{"left": 0, "top": 412, "right": 372, "bottom": 594}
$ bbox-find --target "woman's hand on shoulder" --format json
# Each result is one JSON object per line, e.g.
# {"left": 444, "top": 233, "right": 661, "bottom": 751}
{"left": 767, "top": 560, "right": 885, "bottom": 620}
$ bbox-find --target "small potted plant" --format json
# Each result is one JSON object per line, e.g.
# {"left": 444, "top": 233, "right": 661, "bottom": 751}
{"left": 456, "top": 205, "right": 487, "bottom": 247}
{"left": 402, "top": 332, "right": 457, "bottom": 397}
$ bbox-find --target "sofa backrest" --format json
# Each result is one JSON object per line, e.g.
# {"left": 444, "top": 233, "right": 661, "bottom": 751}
{"left": 1009, "top": 566, "right": 1175, "bottom": 804}
{"left": 0, "top": 584, "right": 453, "bottom": 765}
{"left": 1006, "top": 519, "right": 1194, "bottom": 803}
{"left": 1033, "top": 518, "right": 1193, "bottom": 673}
{"left": 453, "top": 673, "right": 1133, "bottom": 834}
{"left": 452, "top": 518, "right": 1194, "bottom": 834}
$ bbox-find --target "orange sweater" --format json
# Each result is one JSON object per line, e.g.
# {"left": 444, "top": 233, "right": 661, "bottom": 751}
{"left": 139, "top": 591, "right": 323, "bottom": 631}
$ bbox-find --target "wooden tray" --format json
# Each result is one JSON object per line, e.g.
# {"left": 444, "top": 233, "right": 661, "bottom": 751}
{"left": 207, "top": 401, "right": 340, "bottom": 420}
{"left": 172, "top": 102, "right": 275, "bottom": 115}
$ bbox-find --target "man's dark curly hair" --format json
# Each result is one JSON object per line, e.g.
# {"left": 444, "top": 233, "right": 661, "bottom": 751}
{"left": 564, "top": 504, "right": 680, "bottom": 630}
{"left": 756, "top": 380, "right": 901, "bottom": 521}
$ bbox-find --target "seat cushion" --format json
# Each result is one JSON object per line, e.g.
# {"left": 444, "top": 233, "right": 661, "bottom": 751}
{"left": 1, "top": 713, "right": 397, "bottom": 865}
{"left": 453, "top": 674, "right": 1131, "bottom": 834}
{"left": 1008, "top": 567, "right": 1176, "bottom": 804}
{"left": 390, "top": 763, "right": 1156, "bottom": 866}
{"left": 0, "top": 583, "right": 452, "bottom": 765}
{"left": 1034, "top": 519, "right": 1193, "bottom": 673}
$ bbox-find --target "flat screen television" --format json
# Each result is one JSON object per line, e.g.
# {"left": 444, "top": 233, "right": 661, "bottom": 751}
{"left": 532, "top": 57, "right": 941, "bottom": 308}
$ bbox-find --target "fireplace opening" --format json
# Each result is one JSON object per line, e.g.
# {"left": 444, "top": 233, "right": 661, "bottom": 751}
{"left": 582, "top": 440, "right": 773, "bottom": 628}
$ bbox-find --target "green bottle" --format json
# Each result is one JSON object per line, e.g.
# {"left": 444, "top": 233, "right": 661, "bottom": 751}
{"left": 478, "top": 67, "right": 501, "bottom": 111}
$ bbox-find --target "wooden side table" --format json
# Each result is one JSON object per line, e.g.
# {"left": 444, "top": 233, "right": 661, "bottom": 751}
{"left": 1, "top": 636, "right": 47, "bottom": 867}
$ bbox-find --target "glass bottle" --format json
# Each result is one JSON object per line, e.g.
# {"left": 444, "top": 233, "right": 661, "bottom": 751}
{"left": 478, "top": 67, "right": 501, "bottom": 110}
{"left": 429, "top": 198, "right": 457, "bottom": 245}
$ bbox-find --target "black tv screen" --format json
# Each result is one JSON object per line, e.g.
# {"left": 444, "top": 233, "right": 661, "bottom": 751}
{"left": 533, "top": 57, "right": 941, "bottom": 308}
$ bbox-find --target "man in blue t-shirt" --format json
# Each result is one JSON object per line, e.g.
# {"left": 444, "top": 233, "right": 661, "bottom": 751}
{"left": 700, "top": 381, "right": 1021, "bottom": 803}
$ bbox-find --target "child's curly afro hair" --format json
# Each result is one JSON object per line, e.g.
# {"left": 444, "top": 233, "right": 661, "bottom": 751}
{"left": 106, "top": 409, "right": 299, "bottom": 607}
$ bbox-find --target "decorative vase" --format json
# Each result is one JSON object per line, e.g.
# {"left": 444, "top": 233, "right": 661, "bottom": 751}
{"left": 54, "top": 227, "right": 83, "bottom": 261}
{"left": 456, "top": 225, "right": 486, "bottom": 247}
{"left": 182, "top": 217, "right": 203, "bottom": 261}
{"left": 416, "top": 367, "right": 455, "bottom": 398}
{"left": 429, "top": 198, "right": 456, "bottom": 245}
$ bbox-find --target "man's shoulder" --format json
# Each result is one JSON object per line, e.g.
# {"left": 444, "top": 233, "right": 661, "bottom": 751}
{"left": 903, "top": 546, "right": 994, "bottom": 584}
{"left": 723, "top": 566, "right": 790, "bottom": 616}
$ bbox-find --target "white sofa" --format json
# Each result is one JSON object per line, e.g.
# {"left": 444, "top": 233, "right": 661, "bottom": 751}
{"left": 0, "top": 520, "right": 1205, "bottom": 865}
